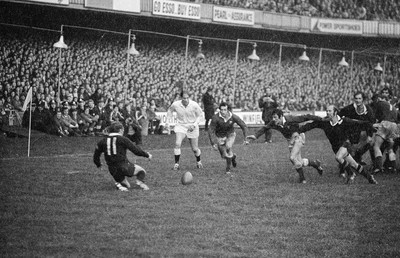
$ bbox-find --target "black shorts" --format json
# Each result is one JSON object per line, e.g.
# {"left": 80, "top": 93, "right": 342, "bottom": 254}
{"left": 108, "top": 162, "right": 135, "bottom": 182}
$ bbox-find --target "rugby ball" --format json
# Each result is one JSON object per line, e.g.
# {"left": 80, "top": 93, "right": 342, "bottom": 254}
{"left": 181, "top": 171, "right": 193, "bottom": 185}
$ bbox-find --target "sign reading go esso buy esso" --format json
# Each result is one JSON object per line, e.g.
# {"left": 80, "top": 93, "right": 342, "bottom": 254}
{"left": 153, "top": 0, "right": 201, "bottom": 20}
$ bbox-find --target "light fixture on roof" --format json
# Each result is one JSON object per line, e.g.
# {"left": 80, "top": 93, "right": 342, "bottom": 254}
{"left": 196, "top": 40, "right": 205, "bottom": 59}
{"left": 247, "top": 43, "right": 260, "bottom": 61}
{"left": 299, "top": 46, "right": 310, "bottom": 61}
{"left": 53, "top": 34, "right": 68, "bottom": 49}
{"left": 127, "top": 34, "right": 139, "bottom": 56}
{"left": 374, "top": 62, "right": 383, "bottom": 72}
{"left": 338, "top": 52, "right": 349, "bottom": 67}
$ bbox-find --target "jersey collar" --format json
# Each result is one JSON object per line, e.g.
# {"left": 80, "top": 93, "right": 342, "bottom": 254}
{"left": 353, "top": 103, "right": 368, "bottom": 115}
{"left": 277, "top": 116, "right": 286, "bottom": 127}
{"left": 219, "top": 111, "right": 232, "bottom": 122}
{"left": 330, "top": 115, "right": 343, "bottom": 126}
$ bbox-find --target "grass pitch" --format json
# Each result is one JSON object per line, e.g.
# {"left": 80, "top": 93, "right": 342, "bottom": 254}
{"left": 1, "top": 129, "right": 400, "bottom": 257}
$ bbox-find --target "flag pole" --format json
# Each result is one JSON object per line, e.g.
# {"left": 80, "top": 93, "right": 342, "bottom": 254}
{"left": 27, "top": 94, "right": 32, "bottom": 157}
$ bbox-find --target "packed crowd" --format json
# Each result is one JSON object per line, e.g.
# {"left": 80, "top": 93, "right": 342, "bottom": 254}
{"left": 0, "top": 28, "right": 399, "bottom": 137}
{"left": 198, "top": 0, "right": 400, "bottom": 21}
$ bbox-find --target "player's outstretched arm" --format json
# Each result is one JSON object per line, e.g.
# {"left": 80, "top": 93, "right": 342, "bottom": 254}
{"left": 298, "top": 114, "right": 323, "bottom": 122}
{"left": 247, "top": 124, "right": 271, "bottom": 142}
{"left": 298, "top": 120, "right": 321, "bottom": 133}
{"left": 232, "top": 114, "right": 249, "bottom": 144}
{"left": 125, "top": 138, "right": 151, "bottom": 158}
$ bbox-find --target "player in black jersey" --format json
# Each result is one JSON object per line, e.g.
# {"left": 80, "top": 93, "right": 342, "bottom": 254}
{"left": 299, "top": 105, "right": 377, "bottom": 184}
{"left": 339, "top": 92, "right": 375, "bottom": 167}
{"left": 93, "top": 122, "right": 153, "bottom": 191}
{"left": 247, "top": 109, "right": 323, "bottom": 184}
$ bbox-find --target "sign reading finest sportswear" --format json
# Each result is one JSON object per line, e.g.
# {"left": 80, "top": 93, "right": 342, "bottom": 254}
{"left": 152, "top": 0, "right": 201, "bottom": 20}
{"left": 213, "top": 7, "right": 254, "bottom": 25}
{"left": 26, "top": 0, "right": 69, "bottom": 5}
{"left": 311, "top": 18, "right": 363, "bottom": 35}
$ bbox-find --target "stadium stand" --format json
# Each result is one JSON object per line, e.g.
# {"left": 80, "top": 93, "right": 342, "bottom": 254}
{"left": 0, "top": 24, "right": 398, "bottom": 136}
{"left": 200, "top": 0, "right": 400, "bottom": 21}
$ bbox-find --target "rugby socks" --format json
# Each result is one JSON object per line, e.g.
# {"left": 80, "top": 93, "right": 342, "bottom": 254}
{"left": 374, "top": 156, "right": 383, "bottom": 172}
{"left": 355, "top": 144, "right": 371, "bottom": 162}
{"left": 356, "top": 164, "right": 363, "bottom": 174}
{"left": 174, "top": 148, "right": 181, "bottom": 164}
{"left": 344, "top": 162, "right": 355, "bottom": 178}
{"left": 296, "top": 168, "right": 305, "bottom": 182}
{"left": 388, "top": 160, "right": 397, "bottom": 172}
{"left": 226, "top": 157, "right": 232, "bottom": 172}
{"left": 356, "top": 164, "right": 377, "bottom": 183}
{"left": 369, "top": 149, "right": 375, "bottom": 163}
{"left": 356, "top": 164, "right": 369, "bottom": 178}
{"left": 194, "top": 149, "right": 201, "bottom": 162}
{"left": 340, "top": 160, "right": 353, "bottom": 177}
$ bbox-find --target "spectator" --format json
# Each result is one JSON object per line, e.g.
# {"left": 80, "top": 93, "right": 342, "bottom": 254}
{"left": 53, "top": 108, "right": 69, "bottom": 137}
{"left": 109, "top": 102, "right": 125, "bottom": 124}
{"left": 31, "top": 101, "right": 53, "bottom": 134}
{"left": 258, "top": 87, "right": 278, "bottom": 143}
{"left": 70, "top": 107, "right": 89, "bottom": 135}
{"left": 80, "top": 105, "right": 97, "bottom": 136}
{"left": 122, "top": 102, "right": 143, "bottom": 145}
{"left": 48, "top": 99, "right": 58, "bottom": 116}
{"left": 60, "top": 107, "right": 82, "bottom": 136}
{"left": 147, "top": 102, "right": 161, "bottom": 134}
{"left": 87, "top": 99, "right": 101, "bottom": 133}
{"left": 202, "top": 87, "right": 216, "bottom": 131}
{"left": 136, "top": 103, "right": 150, "bottom": 136}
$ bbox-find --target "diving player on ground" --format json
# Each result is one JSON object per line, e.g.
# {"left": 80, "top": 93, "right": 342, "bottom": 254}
{"left": 93, "top": 122, "right": 152, "bottom": 191}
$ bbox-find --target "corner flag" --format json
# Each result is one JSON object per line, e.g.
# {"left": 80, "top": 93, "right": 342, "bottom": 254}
{"left": 22, "top": 87, "right": 33, "bottom": 112}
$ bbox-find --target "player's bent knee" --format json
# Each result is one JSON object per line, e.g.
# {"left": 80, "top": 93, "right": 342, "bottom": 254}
{"left": 290, "top": 156, "right": 302, "bottom": 168}
{"left": 193, "top": 148, "right": 201, "bottom": 156}
{"left": 293, "top": 161, "right": 302, "bottom": 169}
{"left": 335, "top": 156, "right": 342, "bottom": 163}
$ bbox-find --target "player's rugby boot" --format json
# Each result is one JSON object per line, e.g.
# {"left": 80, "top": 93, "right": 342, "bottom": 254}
{"left": 173, "top": 163, "right": 180, "bottom": 171}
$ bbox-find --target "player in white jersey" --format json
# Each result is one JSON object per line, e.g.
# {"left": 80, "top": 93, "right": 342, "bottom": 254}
{"left": 166, "top": 91, "right": 203, "bottom": 170}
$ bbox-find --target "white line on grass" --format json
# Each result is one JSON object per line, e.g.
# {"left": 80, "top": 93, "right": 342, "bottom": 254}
{"left": 66, "top": 170, "right": 84, "bottom": 174}
{"left": 1, "top": 144, "right": 288, "bottom": 168}
{"left": 1, "top": 146, "right": 211, "bottom": 161}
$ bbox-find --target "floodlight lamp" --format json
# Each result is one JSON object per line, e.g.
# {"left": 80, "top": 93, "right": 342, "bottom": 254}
{"left": 53, "top": 35, "right": 68, "bottom": 49}
{"left": 247, "top": 43, "right": 260, "bottom": 61}
{"left": 374, "top": 62, "right": 383, "bottom": 72}
{"left": 299, "top": 48, "right": 310, "bottom": 61}
{"left": 338, "top": 52, "right": 349, "bottom": 67}
{"left": 128, "top": 35, "right": 139, "bottom": 56}
{"left": 196, "top": 40, "right": 205, "bottom": 59}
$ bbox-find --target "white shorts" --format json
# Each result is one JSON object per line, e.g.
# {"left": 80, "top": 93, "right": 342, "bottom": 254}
{"left": 173, "top": 123, "right": 199, "bottom": 138}
{"left": 288, "top": 132, "right": 305, "bottom": 150}
{"left": 374, "top": 121, "right": 400, "bottom": 140}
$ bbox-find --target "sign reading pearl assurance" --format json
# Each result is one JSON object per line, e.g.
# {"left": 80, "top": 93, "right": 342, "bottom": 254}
{"left": 213, "top": 6, "right": 255, "bottom": 25}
